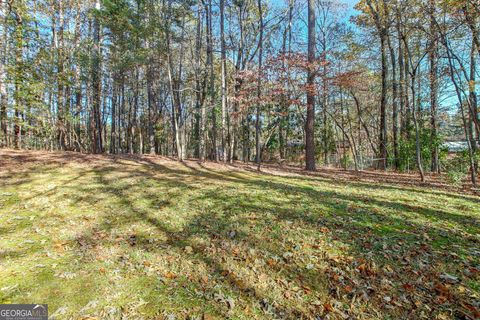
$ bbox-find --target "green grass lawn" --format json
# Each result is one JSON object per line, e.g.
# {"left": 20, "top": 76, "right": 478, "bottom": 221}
{"left": 0, "top": 150, "right": 479, "bottom": 319}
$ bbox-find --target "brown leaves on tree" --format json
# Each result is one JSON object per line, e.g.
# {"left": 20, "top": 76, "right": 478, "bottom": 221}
{"left": 231, "top": 52, "right": 329, "bottom": 117}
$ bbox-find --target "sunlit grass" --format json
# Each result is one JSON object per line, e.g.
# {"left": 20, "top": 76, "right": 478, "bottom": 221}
{"left": 0, "top": 151, "right": 479, "bottom": 319}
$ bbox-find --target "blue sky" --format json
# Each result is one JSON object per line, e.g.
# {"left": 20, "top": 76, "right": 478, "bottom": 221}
{"left": 340, "top": 0, "right": 360, "bottom": 11}
{"left": 342, "top": 0, "right": 360, "bottom": 17}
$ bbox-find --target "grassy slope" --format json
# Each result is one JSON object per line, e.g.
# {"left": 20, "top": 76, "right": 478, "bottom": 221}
{"left": 0, "top": 150, "right": 479, "bottom": 319}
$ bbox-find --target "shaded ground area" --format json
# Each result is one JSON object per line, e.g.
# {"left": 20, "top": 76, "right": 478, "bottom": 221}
{"left": 0, "top": 150, "right": 479, "bottom": 319}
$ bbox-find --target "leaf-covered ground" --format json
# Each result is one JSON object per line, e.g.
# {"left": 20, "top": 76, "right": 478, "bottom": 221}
{"left": 0, "top": 150, "right": 479, "bottom": 319}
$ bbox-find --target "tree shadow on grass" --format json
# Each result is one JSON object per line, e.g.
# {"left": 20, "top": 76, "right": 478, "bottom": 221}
{"left": 177, "top": 161, "right": 480, "bottom": 235}
{"left": 63, "top": 163, "right": 312, "bottom": 318}
{"left": 226, "top": 161, "right": 480, "bottom": 203}
{"left": 1, "top": 153, "right": 479, "bottom": 319}
{"left": 64, "top": 157, "right": 480, "bottom": 318}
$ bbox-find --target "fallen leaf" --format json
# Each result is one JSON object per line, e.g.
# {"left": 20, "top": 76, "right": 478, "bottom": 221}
{"left": 320, "top": 227, "right": 330, "bottom": 233}
{"left": 266, "top": 259, "right": 276, "bottom": 267}
{"left": 402, "top": 283, "right": 414, "bottom": 292}
{"left": 221, "top": 270, "right": 230, "bottom": 277}
{"left": 323, "top": 302, "right": 334, "bottom": 313}
{"left": 143, "top": 260, "right": 151, "bottom": 267}
{"left": 434, "top": 282, "right": 451, "bottom": 301}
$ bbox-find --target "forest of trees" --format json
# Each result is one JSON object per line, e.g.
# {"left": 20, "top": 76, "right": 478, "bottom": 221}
{"left": 0, "top": 0, "right": 479, "bottom": 185}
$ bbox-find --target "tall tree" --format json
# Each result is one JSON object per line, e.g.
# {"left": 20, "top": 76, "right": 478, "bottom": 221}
{"left": 220, "top": 0, "right": 227, "bottom": 162}
{"left": 383, "top": 0, "right": 399, "bottom": 169}
{"left": 91, "top": 0, "right": 103, "bottom": 153}
{"left": 12, "top": 0, "right": 26, "bottom": 150}
{"left": 305, "top": 0, "right": 316, "bottom": 171}
{"left": 366, "top": 0, "right": 388, "bottom": 170}
{"left": 403, "top": 34, "right": 425, "bottom": 182}
{"left": 0, "top": 0, "right": 8, "bottom": 147}
{"left": 204, "top": 0, "right": 216, "bottom": 161}
{"left": 255, "top": 0, "right": 263, "bottom": 167}
{"left": 429, "top": 0, "right": 439, "bottom": 173}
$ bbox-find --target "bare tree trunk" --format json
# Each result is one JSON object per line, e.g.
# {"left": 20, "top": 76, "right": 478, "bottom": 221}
{"left": 197, "top": 1, "right": 207, "bottom": 162}
{"left": 13, "top": 1, "right": 24, "bottom": 150}
{"left": 469, "top": 40, "right": 478, "bottom": 166}
{"left": 165, "top": 1, "right": 185, "bottom": 161}
{"left": 305, "top": 0, "right": 316, "bottom": 171}
{"left": 110, "top": 78, "right": 117, "bottom": 154}
{"left": 0, "top": 0, "right": 8, "bottom": 147}
{"left": 346, "top": 101, "right": 359, "bottom": 171}
{"left": 167, "top": 54, "right": 182, "bottom": 160}
{"left": 279, "top": 46, "right": 286, "bottom": 160}
{"left": 411, "top": 79, "right": 425, "bottom": 182}
{"left": 279, "top": 6, "right": 292, "bottom": 161}
{"left": 91, "top": 0, "right": 103, "bottom": 153}
{"left": 396, "top": 5, "right": 406, "bottom": 139}
{"left": 72, "top": 3, "right": 82, "bottom": 151}
{"left": 284, "top": 0, "right": 294, "bottom": 161}
{"left": 147, "top": 74, "right": 154, "bottom": 155}
{"left": 387, "top": 34, "right": 399, "bottom": 169}
{"left": 177, "top": 15, "right": 187, "bottom": 160}
{"left": 55, "top": 0, "right": 67, "bottom": 150}
{"left": 255, "top": 0, "right": 263, "bottom": 169}
{"left": 220, "top": 0, "right": 227, "bottom": 162}
{"left": 322, "top": 62, "right": 328, "bottom": 165}
{"left": 378, "top": 32, "right": 388, "bottom": 169}
{"left": 403, "top": 41, "right": 411, "bottom": 139}
{"left": 403, "top": 37, "right": 425, "bottom": 182}
{"left": 194, "top": 0, "right": 203, "bottom": 159}
{"left": 203, "top": 0, "right": 216, "bottom": 161}
{"left": 367, "top": 0, "right": 388, "bottom": 170}
{"left": 384, "top": 1, "right": 398, "bottom": 169}
{"left": 231, "top": 2, "right": 247, "bottom": 163}
{"left": 429, "top": 0, "right": 439, "bottom": 173}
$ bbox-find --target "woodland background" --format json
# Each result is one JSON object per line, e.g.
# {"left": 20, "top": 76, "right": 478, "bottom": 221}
{"left": 0, "top": 0, "right": 479, "bottom": 184}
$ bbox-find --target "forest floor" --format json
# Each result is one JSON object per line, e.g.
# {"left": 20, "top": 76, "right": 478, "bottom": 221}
{"left": 0, "top": 149, "right": 479, "bottom": 320}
